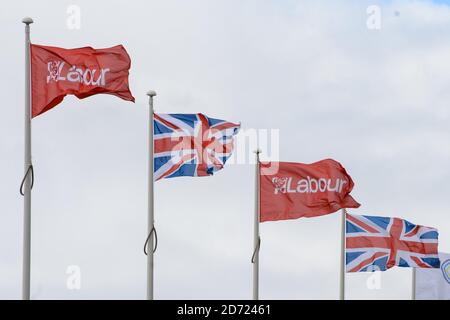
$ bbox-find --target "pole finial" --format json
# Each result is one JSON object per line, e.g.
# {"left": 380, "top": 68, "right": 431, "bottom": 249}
{"left": 22, "top": 17, "right": 33, "bottom": 25}
{"left": 254, "top": 149, "right": 262, "bottom": 155}
{"left": 147, "top": 90, "right": 157, "bottom": 97}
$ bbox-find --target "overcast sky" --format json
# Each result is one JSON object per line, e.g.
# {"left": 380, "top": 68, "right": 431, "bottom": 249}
{"left": 1, "top": 0, "right": 450, "bottom": 300}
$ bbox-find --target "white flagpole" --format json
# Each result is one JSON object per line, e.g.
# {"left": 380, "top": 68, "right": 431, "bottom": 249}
{"left": 412, "top": 268, "right": 416, "bottom": 300}
{"left": 22, "top": 17, "right": 33, "bottom": 301}
{"left": 147, "top": 90, "right": 156, "bottom": 300}
{"left": 339, "top": 209, "right": 346, "bottom": 300}
{"left": 252, "top": 149, "right": 261, "bottom": 300}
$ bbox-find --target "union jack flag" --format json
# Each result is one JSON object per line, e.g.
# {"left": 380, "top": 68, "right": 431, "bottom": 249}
{"left": 153, "top": 113, "right": 240, "bottom": 181}
{"left": 346, "top": 213, "right": 440, "bottom": 272}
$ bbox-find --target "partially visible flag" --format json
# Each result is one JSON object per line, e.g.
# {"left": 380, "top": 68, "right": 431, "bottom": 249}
{"left": 416, "top": 252, "right": 450, "bottom": 300}
{"left": 346, "top": 213, "right": 440, "bottom": 272}
{"left": 153, "top": 113, "right": 240, "bottom": 181}
{"left": 31, "top": 44, "right": 135, "bottom": 117}
{"left": 259, "top": 159, "right": 360, "bottom": 222}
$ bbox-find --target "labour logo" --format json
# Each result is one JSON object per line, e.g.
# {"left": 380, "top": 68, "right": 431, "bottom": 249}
{"left": 272, "top": 177, "right": 288, "bottom": 193}
{"left": 441, "top": 259, "right": 450, "bottom": 284}
{"left": 47, "top": 61, "right": 64, "bottom": 83}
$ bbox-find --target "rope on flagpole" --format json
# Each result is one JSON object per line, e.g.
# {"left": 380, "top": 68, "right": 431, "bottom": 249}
{"left": 143, "top": 226, "right": 158, "bottom": 255}
{"left": 251, "top": 236, "right": 261, "bottom": 263}
{"left": 20, "top": 164, "right": 34, "bottom": 196}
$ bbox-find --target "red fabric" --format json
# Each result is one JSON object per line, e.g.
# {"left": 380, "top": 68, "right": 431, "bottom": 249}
{"left": 30, "top": 44, "right": 135, "bottom": 117}
{"left": 260, "top": 159, "right": 360, "bottom": 222}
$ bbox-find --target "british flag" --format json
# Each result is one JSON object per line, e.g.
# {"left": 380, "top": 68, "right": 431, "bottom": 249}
{"left": 153, "top": 113, "right": 240, "bottom": 181}
{"left": 346, "top": 213, "right": 440, "bottom": 272}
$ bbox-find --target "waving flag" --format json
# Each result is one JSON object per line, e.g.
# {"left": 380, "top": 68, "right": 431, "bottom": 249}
{"left": 153, "top": 113, "right": 240, "bottom": 181}
{"left": 346, "top": 213, "right": 440, "bottom": 272}
{"left": 31, "top": 44, "right": 135, "bottom": 117}
{"left": 416, "top": 252, "right": 450, "bottom": 300}
{"left": 259, "top": 159, "right": 360, "bottom": 222}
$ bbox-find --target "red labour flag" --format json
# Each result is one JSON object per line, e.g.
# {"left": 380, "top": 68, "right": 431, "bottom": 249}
{"left": 260, "top": 159, "right": 360, "bottom": 222}
{"left": 30, "top": 44, "right": 135, "bottom": 117}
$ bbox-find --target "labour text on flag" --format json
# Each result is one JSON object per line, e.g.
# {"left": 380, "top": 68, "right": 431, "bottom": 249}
{"left": 31, "top": 44, "right": 135, "bottom": 117}
{"left": 259, "top": 159, "right": 360, "bottom": 222}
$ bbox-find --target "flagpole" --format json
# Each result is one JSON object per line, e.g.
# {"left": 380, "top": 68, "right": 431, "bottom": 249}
{"left": 147, "top": 90, "right": 156, "bottom": 300}
{"left": 22, "top": 17, "right": 33, "bottom": 301}
{"left": 252, "top": 149, "right": 261, "bottom": 300}
{"left": 412, "top": 268, "right": 416, "bottom": 300}
{"left": 339, "top": 209, "right": 346, "bottom": 300}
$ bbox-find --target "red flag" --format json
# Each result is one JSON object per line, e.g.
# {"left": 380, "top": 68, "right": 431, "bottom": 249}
{"left": 30, "top": 44, "right": 135, "bottom": 117}
{"left": 260, "top": 159, "right": 360, "bottom": 222}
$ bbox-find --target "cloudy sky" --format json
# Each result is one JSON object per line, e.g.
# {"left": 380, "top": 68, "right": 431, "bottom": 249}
{"left": 1, "top": 0, "right": 450, "bottom": 300}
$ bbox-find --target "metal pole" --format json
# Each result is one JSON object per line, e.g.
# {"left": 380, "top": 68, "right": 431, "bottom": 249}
{"left": 253, "top": 150, "right": 261, "bottom": 300}
{"left": 339, "top": 209, "right": 346, "bottom": 300}
{"left": 146, "top": 90, "right": 156, "bottom": 300}
{"left": 22, "top": 17, "right": 33, "bottom": 301}
{"left": 412, "top": 268, "right": 416, "bottom": 300}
